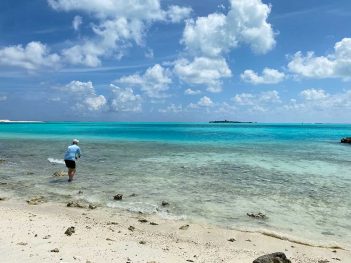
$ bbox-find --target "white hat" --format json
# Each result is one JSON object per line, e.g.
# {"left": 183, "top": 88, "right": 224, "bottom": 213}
{"left": 72, "top": 139, "right": 79, "bottom": 144}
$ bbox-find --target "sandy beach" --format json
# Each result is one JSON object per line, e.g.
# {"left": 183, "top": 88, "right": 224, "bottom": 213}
{"left": 0, "top": 199, "right": 349, "bottom": 263}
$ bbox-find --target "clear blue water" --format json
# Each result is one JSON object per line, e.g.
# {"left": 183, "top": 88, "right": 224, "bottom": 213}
{"left": 0, "top": 122, "right": 350, "bottom": 247}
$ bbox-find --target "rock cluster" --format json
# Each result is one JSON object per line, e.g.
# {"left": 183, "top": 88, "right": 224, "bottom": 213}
{"left": 26, "top": 196, "right": 46, "bottom": 205}
{"left": 253, "top": 252, "right": 291, "bottom": 263}
{"left": 247, "top": 212, "right": 267, "bottom": 219}
{"left": 67, "top": 201, "right": 86, "bottom": 208}
{"left": 341, "top": 137, "right": 351, "bottom": 143}
{"left": 65, "top": 226, "right": 75, "bottom": 236}
{"left": 113, "top": 194, "right": 123, "bottom": 200}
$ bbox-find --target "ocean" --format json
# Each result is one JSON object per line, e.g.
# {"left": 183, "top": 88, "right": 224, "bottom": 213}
{"left": 0, "top": 122, "right": 350, "bottom": 248}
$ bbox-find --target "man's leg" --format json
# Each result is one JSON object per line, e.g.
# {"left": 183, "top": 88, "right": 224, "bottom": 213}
{"left": 68, "top": 168, "right": 75, "bottom": 182}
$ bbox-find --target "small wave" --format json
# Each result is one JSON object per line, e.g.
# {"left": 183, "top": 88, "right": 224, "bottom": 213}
{"left": 48, "top": 158, "right": 65, "bottom": 165}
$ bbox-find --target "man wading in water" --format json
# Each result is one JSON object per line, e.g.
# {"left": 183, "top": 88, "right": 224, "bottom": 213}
{"left": 64, "top": 139, "right": 81, "bottom": 182}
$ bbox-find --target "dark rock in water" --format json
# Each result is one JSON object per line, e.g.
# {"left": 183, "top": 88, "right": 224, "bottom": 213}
{"left": 150, "top": 222, "right": 158, "bottom": 225}
{"left": 26, "top": 172, "right": 35, "bottom": 175}
{"left": 88, "top": 204, "right": 97, "bottom": 210}
{"left": 128, "top": 226, "right": 135, "bottom": 232}
{"left": 253, "top": 252, "right": 291, "bottom": 263}
{"left": 78, "top": 190, "right": 83, "bottom": 194}
{"left": 228, "top": 238, "right": 236, "bottom": 242}
{"left": 179, "top": 224, "right": 189, "bottom": 230}
{"left": 50, "top": 248, "right": 59, "bottom": 253}
{"left": 26, "top": 196, "right": 46, "bottom": 205}
{"left": 138, "top": 218, "right": 148, "bottom": 223}
{"left": 341, "top": 137, "right": 351, "bottom": 143}
{"left": 139, "top": 240, "right": 146, "bottom": 245}
{"left": 0, "top": 182, "right": 8, "bottom": 185}
{"left": 129, "top": 193, "right": 137, "bottom": 197}
{"left": 53, "top": 171, "right": 66, "bottom": 177}
{"left": 247, "top": 212, "right": 267, "bottom": 219}
{"left": 65, "top": 226, "right": 75, "bottom": 236}
{"left": 113, "top": 194, "right": 123, "bottom": 200}
{"left": 161, "top": 201, "right": 169, "bottom": 207}
{"left": 0, "top": 159, "right": 6, "bottom": 164}
{"left": 67, "top": 201, "right": 86, "bottom": 208}
{"left": 0, "top": 197, "right": 6, "bottom": 201}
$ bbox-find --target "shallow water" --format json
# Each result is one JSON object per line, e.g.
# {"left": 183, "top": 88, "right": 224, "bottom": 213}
{"left": 0, "top": 122, "right": 350, "bottom": 247}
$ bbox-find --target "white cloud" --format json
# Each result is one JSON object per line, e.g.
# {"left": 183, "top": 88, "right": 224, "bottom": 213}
{"left": 48, "top": 0, "right": 165, "bottom": 21}
{"left": 110, "top": 85, "right": 142, "bottom": 112}
{"left": 288, "top": 38, "right": 351, "bottom": 80}
{"left": 259, "top": 90, "right": 281, "bottom": 103}
{"left": 159, "top": 104, "right": 183, "bottom": 113}
{"left": 174, "top": 57, "right": 231, "bottom": 92}
{"left": 0, "top": 41, "right": 60, "bottom": 70}
{"left": 117, "top": 64, "right": 172, "bottom": 98}
{"left": 73, "top": 15, "right": 83, "bottom": 31}
{"left": 300, "top": 89, "right": 329, "bottom": 101}
{"left": 232, "top": 93, "right": 255, "bottom": 106}
{"left": 62, "top": 17, "right": 145, "bottom": 67}
{"left": 284, "top": 88, "right": 351, "bottom": 112}
{"left": 181, "top": 0, "right": 275, "bottom": 57}
{"left": 0, "top": 96, "right": 7, "bottom": 101}
{"left": 232, "top": 90, "right": 280, "bottom": 111}
{"left": 48, "top": 0, "right": 191, "bottom": 67}
{"left": 166, "top": 5, "right": 192, "bottom": 23}
{"left": 184, "top": 88, "right": 201, "bottom": 95}
{"left": 145, "top": 48, "right": 154, "bottom": 59}
{"left": 59, "top": 80, "right": 107, "bottom": 112}
{"left": 198, "top": 96, "right": 214, "bottom": 107}
{"left": 241, "top": 68, "right": 285, "bottom": 84}
{"left": 84, "top": 95, "right": 107, "bottom": 111}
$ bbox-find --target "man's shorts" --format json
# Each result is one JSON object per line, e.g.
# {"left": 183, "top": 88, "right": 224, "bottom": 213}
{"left": 64, "top": 160, "right": 76, "bottom": 169}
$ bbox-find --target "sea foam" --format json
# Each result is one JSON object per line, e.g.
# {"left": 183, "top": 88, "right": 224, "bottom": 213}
{"left": 47, "top": 158, "right": 65, "bottom": 164}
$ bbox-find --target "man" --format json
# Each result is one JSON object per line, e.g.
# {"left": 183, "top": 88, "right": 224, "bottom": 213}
{"left": 64, "top": 139, "right": 81, "bottom": 182}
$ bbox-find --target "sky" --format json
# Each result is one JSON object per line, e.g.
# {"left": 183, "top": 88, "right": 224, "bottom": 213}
{"left": 1, "top": 0, "right": 351, "bottom": 122}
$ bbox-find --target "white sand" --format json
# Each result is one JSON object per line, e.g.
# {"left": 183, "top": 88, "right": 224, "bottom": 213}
{"left": 0, "top": 200, "right": 349, "bottom": 263}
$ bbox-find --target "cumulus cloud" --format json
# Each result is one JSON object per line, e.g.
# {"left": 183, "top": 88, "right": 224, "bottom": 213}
{"left": 184, "top": 88, "right": 201, "bottom": 95}
{"left": 300, "top": 88, "right": 329, "bottom": 101}
{"left": 117, "top": 64, "right": 172, "bottom": 98}
{"left": 166, "top": 5, "right": 192, "bottom": 23}
{"left": 288, "top": 38, "right": 351, "bottom": 80}
{"left": 48, "top": 0, "right": 192, "bottom": 67}
{"left": 159, "top": 104, "right": 183, "bottom": 113}
{"left": 59, "top": 81, "right": 107, "bottom": 112}
{"left": 110, "top": 84, "right": 142, "bottom": 112}
{"left": 62, "top": 17, "right": 146, "bottom": 67}
{"left": 241, "top": 68, "right": 285, "bottom": 84}
{"left": 0, "top": 41, "right": 60, "bottom": 70}
{"left": 181, "top": 0, "right": 275, "bottom": 57}
{"left": 188, "top": 96, "right": 214, "bottom": 109}
{"left": 73, "top": 15, "right": 82, "bottom": 31}
{"left": 175, "top": 0, "right": 275, "bottom": 92}
{"left": 232, "top": 90, "right": 280, "bottom": 111}
{"left": 198, "top": 96, "right": 214, "bottom": 107}
{"left": 174, "top": 57, "right": 231, "bottom": 93}
{"left": 284, "top": 88, "right": 351, "bottom": 112}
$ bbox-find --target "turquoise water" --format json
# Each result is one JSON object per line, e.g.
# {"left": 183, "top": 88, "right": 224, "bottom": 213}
{"left": 0, "top": 122, "right": 351, "bottom": 247}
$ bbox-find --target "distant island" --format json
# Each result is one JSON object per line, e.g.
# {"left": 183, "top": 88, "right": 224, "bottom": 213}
{"left": 209, "top": 120, "right": 254, "bottom": 123}
{"left": 0, "top": 120, "right": 43, "bottom": 123}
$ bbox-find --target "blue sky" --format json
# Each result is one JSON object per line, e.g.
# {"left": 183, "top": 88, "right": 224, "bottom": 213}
{"left": 1, "top": 0, "right": 351, "bottom": 122}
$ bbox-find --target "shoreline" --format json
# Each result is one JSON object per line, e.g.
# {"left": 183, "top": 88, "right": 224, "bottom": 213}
{"left": 0, "top": 199, "right": 349, "bottom": 263}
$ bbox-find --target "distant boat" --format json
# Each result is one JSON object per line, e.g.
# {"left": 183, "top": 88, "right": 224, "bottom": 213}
{"left": 209, "top": 120, "right": 254, "bottom": 123}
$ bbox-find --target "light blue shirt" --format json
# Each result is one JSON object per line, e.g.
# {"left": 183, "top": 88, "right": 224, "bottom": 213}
{"left": 64, "top": 144, "right": 81, "bottom": 161}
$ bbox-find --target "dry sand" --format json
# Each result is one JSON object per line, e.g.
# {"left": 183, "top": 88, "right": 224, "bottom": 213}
{"left": 0, "top": 200, "right": 349, "bottom": 263}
